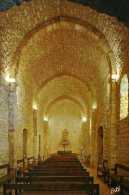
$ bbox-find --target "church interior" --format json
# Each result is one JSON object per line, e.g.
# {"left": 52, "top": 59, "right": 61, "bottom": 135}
{"left": 0, "top": 0, "right": 129, "bottom": 194}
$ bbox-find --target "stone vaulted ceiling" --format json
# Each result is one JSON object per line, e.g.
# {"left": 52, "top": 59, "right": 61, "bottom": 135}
{"left": 69, "top": 0, "right": 129, "bottom": 27}
{"left": 0, "top": 0, "right": 129, "bottom": 116}
{"left": 18, "top": 21, "right": 109, "bottom": 97}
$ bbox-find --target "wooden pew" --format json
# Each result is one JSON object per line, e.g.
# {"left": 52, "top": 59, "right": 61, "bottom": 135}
{"left": 16, "top": 157, "right": 35, "bottom": 178}
{"left": 97, "top": 159, "right": 110, "bottom": 183}
{"left": 120, "top": 177, "right": 129, "bottom": 195}
{"left": 0, "top": 164, "right": 9, "bottom": 182}
{"left": 16, "top": 175, "right": 94, "bottom": 184}
{"left": 27, "top": 165, "right": 88, "bottom": 172}
{"left": 0, "top": 164, "right": 11, "bottom": 195}
{"left": 41, "top": 161, "right": 81, "bottom": 166}
{"left": 26, "top": 154, "right": 89, "bottom": 177}
{"left": 37, "top": 156, "right": 83, "bottom": 169}
{"left": 37, "top": 164, "right": 82, "bottom": 168}
{"left": 110, "top": 163, "right": 129, "bottom": 195}
{"left": 3, "top": 153, "right": 100, "bottom": 195}
{"left": 3, "top": 183, "right": 99, "bottom": 195}
{"left": 30, "top": 166, "right": 85, "bottom": 171}
{"left": 26, "top": 171, "right": 89, "bottom": 177}
{"left": 45, "top": 155, "right": 79, "bottom": 162}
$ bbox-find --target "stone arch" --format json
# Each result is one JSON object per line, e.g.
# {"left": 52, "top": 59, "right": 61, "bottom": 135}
{"left": 13, "top": 15, "right": 112, "bottom": 77}
{"left": 36, "top": 73, "right": 93, "bottom": 98}
{"left": 36, "top": 74, "right": 92, "bottom": 120}
{"left": 0, "top": 0, "right": 128, "bottom": 80}
{"left": 45, "top": 95, "right": 86, "bottom": 117}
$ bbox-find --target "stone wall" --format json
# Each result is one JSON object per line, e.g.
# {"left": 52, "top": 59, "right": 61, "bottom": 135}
{"left": 0, "top": 76, "right": 9, "bottom": 176}
{"left": 16, "top": 74, "right": 35, "bottom": 160}
{"left": 48, "top": 99, "right": 82, "bottom": 154}
{"left": 118, "top": 118, "right": 129, "bottom": 165}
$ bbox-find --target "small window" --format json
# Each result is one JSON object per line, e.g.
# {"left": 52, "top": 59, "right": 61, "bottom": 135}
{"left": 120, "top": 74, "right": 128, "bottom": 119}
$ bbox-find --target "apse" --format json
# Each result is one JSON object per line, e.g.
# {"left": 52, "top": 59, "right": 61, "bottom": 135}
{"left": 47, "top": 99, "right": 83, "bottom": 154}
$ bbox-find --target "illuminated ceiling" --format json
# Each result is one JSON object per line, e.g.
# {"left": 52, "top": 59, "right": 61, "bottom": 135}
{"left": 18, "top": 21, "right": 109, "bottom": 96}
{"left": 69, "top": 0, "right": 129, "bottom": 27}
{"left": 17, "top": 20, "right": 110, "bottom": 115}
{"left": 0, "top": 0, "right": 129, "bottom": 118}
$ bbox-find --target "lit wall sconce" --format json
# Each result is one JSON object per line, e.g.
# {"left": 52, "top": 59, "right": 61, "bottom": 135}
{"left": 82, "top": 116, "right": 87, "bottom": 122}
{"left": 44, "top": 116, "right": 48, "bottom": 122}
{"left": 32, "top": 103, "right": 38, "bottom": 110}
{"left": 111, "top": 74, "right": 119, "bottom": 82}
{"left": 92, "top": 102, "right": 97, "bottom": 110}
{"left": 5, "top": 73, "right": 16, "bottom": 83}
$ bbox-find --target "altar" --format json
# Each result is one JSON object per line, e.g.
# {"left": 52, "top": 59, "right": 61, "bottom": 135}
{"left": 59, "top": 129, "right": 71, "bottom": 152}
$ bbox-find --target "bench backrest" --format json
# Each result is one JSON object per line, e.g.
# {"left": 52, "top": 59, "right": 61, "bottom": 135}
{"left": 115, "top": 164, "right": 129, "bottom": 176}
{"left": 16, "top": 175, "right": 94, "bottom": 183}
{"left": 4, "top": 183, "right": 99, "bottom": 195}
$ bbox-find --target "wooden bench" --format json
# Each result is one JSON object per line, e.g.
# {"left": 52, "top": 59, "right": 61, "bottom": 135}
{"left": 3, "top": 183, "right": 99, "bottom": 195}
{"left": 28, "top": 164, "right": 87, "bottom": 171}
{"left": 22, "top": 192, "right": 89, "bottom": 195}
{"left": 38, "top": 164, "right": 82, "bottom": 169}
{"left": 16, "top": 157, "right": 35, "bottom": 177}
{"left": 16, "top": 175, "right": 94, "bottom": 184}
{"left": 110, "top": 164, "right": 129, "bottom": 188}
{"left": 26, "top": 171, "right": 89, "bottom": 177}
{"left": 40, "top": 155, "right": 80, "bottom": 160}
{"left": 120, "top": 177, "right": 129, "bottom": 195}
{"left": 0, "top": 164, "right": 11, "bottom": 195}
{"left": 30, "top": 166, "right": 85, "bottom": 171}
{"left": 3, "top": 153, "right": 99, "bottom": 195}
{"left": 0, "top": 175, "right": 10, "bottom": 194}
{"left": 97, "top": 159, "right": 110, "bottom": 183}
{"left": 42, "top": 161, "right": 81, "bottom": 165}
{"left": 25, "top": 154, "right": 89, "bottom": 177}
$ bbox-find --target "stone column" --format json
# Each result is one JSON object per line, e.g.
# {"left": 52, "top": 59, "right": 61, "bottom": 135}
{"left": 80, "top": 121, "right": 90, "bottom": 164}
{"left": 23, "top": 128, "right": 28, "bottom": 169}
{"left": 33, "top": 109, "right": 38, "bottom": 160}
{"left": 0, "top": 75, "right": 9, "bottom": 177}
{"left": 80, "top": 122, "right": 86, "bottom": 160}
{"left": 109, "top": 81, "right": 118, "bottom": 168}
{"left": 43, "top": 121, "right": 49, "bottom": 160}
{"left": 38, "top": 134, "right": 41, "bottom": 161}
{"left": 90, "top": 109, "right": 97, "bottom": 167}
{"left": 8, "top": 82, "right": 17, "bottom": 179}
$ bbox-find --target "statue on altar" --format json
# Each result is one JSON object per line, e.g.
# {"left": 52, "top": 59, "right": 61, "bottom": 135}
{"left": 59, "top": 129, "right": 71, "bottom": 152}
